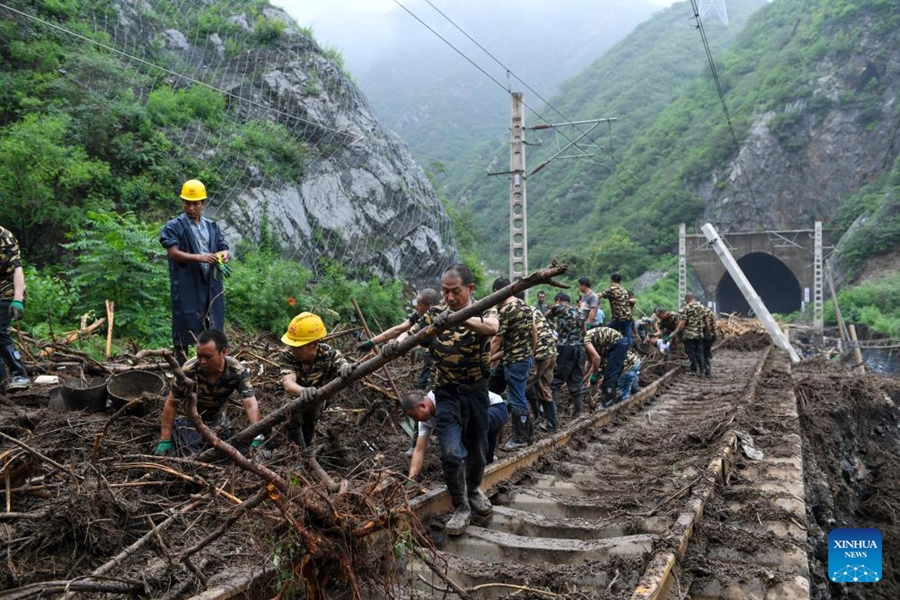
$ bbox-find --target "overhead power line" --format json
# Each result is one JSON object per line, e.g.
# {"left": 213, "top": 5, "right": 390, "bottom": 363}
{"left": 392, "top": 0, "right": 607, "bottom": 168}
{"left": 688, "top": 0, "right": 760, "bottom": 210}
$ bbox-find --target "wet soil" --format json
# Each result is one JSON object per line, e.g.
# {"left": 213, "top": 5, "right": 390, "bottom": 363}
{"left": 795, "top": 357, "right": 900, "bottom": 599}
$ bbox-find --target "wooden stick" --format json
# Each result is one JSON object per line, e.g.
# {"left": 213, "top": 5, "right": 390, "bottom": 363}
{"left": 36, "top": 318, "right": 106, "bottom": 358}
{"left": 105, "top": 300, "right": 115, "bottom": 359}
{"left": 197, "top": 262, "right": 568, "bottom": 459}
{"left": 352, "top": 298, "right": 403, "bottom": 404}
{"left": 0, "top": 431, "right": 83, "bottom": 482}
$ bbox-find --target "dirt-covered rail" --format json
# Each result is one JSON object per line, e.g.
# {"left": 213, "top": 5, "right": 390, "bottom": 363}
{"left": 402, "top": 346, "right": 810, "bottom": 599}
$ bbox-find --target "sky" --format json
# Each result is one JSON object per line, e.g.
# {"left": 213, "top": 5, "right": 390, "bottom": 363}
{"left": 271, "top": 0, "right": 682, "bottom": 73}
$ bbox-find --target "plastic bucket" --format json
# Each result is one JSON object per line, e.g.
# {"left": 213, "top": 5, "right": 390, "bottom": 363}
{"left": 60, "top": 378, "right": 108, "bottom": 412}
{"left": 107, "top": 370, "right": 166, "bottom": 416}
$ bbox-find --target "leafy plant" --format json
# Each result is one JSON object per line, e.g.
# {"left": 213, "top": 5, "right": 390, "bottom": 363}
{"left": 62, "top": 209, "right": 170, "bottom": 345}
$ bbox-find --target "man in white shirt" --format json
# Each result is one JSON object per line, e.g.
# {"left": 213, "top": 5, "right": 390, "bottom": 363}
{"left": 404, "top": 390, "right": 509, "bottom": 481}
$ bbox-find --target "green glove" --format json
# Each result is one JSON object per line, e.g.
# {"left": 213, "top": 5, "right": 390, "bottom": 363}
{"left": 663, "top": 334, "right": 671, "bottom": 343}
{"left": 8, "top": 300, "right": 24, "bottom": 320}
{"left": 216, "top": 255, "right": 231, "bottom": 278}
{"left": 154, "top": 439, "right": 173, "bottom": 455}
{"left": 251, "top": 434, "right": 265, "bottom": 449}
{"left": 356, "top": 339, "right": 374, "bottom": 352}
{"left": 589, "top": 373, "right": 599, "bottom": 384}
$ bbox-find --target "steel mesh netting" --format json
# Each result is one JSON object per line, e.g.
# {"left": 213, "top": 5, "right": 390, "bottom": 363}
{"left": 3, "top": 0, "right": 457, "bottom": 282}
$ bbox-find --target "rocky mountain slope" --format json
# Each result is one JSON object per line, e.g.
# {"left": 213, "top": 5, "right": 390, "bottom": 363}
{"left": 0, "top": 0, "right": 457, "bottom": 282}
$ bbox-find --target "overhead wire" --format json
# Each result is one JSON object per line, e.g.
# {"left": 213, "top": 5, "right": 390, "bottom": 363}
{"left": 688, "top": 0, "right": 760, "bottom": 212}
{"left": 392, "top": 0, "right": 606, "bottom": 165}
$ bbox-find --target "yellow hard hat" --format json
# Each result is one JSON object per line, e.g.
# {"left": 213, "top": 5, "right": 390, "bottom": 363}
{"left": 282, "top": 312, "right": 327, "bottom": 347}
{"left": 180, "top": 179, "right": 207, "bottom": 202}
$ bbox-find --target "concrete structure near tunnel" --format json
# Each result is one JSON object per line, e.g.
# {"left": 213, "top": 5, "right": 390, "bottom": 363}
{"left": 681, "top": 224, "right": 830, "bottom": 322}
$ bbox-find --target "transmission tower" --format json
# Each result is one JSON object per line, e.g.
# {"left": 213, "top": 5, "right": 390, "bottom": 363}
{"left": 699, "top": 0, "right": 729, "bottom": 25}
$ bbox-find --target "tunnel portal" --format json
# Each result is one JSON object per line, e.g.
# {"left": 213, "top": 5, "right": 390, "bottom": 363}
{"left": 716, "top": 252, "right": 802, "bottom": 316}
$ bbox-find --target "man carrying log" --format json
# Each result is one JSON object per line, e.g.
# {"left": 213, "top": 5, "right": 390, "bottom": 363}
{"left": 156, "top": 329, "right": 264, "bottom": 456}
{"left": 382, "top": 264, "right": 499, "bottom": 536}
{"left": 278, "top": 312, "right": 355, "bottom": 448}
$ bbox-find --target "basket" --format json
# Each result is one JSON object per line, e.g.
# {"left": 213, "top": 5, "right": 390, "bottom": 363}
{"left": 60, "top": 378, "right": 108, "bottom": 412}
{"left": 107, "top": 370, "right": 166, "bottom": 415}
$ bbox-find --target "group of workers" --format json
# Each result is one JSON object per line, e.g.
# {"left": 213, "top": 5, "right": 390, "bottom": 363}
{"left": 1, "top": 178, "right": 719, "bottom": 540}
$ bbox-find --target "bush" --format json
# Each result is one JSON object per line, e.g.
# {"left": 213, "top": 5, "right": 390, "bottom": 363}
{"left": 62, "top": 209, "right": 170, "bottom": 345}
{"left": 253, "top": 16, "right": 285, "bottom": 46}
{"left": 824, "top": 276, "right": 900, "bottom": 338}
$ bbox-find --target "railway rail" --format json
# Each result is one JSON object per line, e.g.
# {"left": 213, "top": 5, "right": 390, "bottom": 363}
{"left": 402, "top": 346, "right": 810, "bottom": 599}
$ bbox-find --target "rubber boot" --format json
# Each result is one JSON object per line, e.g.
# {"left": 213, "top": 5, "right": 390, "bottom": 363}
{"left": 540, "top": 400, "right": 557, "bottom": 432}
{"left": 468, "top": 487, "right": 493, "bottom": 517}
{"left": 571, "top": 390, "right": 583, "bottom": 417}
{"left": 502, "top": 410, "right": 530, "bottom": 451}
{"left": 1, "top": 343, "right": 29, "bottom": 390}
{"left": 445, "top": 469, "right": 471, "bottom": 536}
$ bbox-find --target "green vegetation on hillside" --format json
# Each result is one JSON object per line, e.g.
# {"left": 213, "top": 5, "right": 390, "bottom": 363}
{"left": 452, "top": 0, "right": 899, "bottom": 291}
{"left": 0, "top": 0, "right": 396, "bottom": 352}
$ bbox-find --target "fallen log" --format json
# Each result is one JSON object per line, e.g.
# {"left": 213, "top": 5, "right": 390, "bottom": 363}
{"left": 197, "top": 262, "right": 568, "bottom": 461}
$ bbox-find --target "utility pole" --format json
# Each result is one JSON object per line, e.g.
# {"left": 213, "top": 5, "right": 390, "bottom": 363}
{"left": 509, "top": 92, "right": 527, "bottom": 282}
{"left": 490, "top": 95, "right": 615, "bottom": 283}
{"left": 699, "top": 0, "right": 729, "bottom": 25}
{"left": 813, "top": 221, "right": 824, "bottom": 345}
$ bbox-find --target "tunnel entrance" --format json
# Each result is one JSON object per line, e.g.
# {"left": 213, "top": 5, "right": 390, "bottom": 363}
{"left": 717, "top": 252, "right": 802, "bottom": 316}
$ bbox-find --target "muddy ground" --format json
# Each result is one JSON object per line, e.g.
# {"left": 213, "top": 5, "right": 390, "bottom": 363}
{"left": 1, "top": 333, "right": 898, "bottom": 598}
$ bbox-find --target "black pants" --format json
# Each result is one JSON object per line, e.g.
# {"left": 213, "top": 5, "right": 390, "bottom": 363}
{"left": 0, "top": 299, "right": 27, "bottom": 385}
{"left": 435, "top": 381, "right": 490, "bottom": 496}
{"left": 684, "top": 338, "right": 707, "bottom": 374}
{"left": 551, "top": 345, "right": 585, "bottom": 415}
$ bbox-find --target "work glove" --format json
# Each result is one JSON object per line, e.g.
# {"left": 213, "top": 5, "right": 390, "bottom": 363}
{"left": 381, "top": 340, "right": 400, "bottom": 357}
{"left": 663, "top": 334, "right": 671, "bottom": 343}
{"left": 8, "top": 300, "right": 24, "bottom": 321}
{"left": 298, "top": 386, "right": 317, "bottom": 404}
{"left": 154, "top": 439, "right": 174, "bottom": 456}
{"left": 338, "top": 362, "right": 355, "bottom": 378}
{"left": 216, "top": 255, "right": 231, "bottom": 278}
{"left": 356, "top": 339, "right": 375, "bottom": 352}
{"left": 250, "top": 434, "right": 272, "bottom": 460}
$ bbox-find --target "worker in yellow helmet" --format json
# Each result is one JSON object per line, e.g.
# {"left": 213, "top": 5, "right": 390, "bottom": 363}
{"left": 276, "top": 312, "right": 355, "bottom": 447}
{"left": 159, "top": 179, "right": 230, "bottom": 363}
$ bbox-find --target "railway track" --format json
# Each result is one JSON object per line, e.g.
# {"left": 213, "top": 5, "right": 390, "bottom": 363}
{"left": 402, "top": 346, "right": 811, "bottom": 599}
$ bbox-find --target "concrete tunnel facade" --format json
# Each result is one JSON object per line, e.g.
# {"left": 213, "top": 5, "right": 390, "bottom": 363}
{"left": 684, "top": 228, "right": 830, "bottom": 317}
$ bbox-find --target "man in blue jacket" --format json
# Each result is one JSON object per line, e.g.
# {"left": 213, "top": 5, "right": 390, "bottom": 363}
{"left": 160, "top": 179, "right": 229, "bottom": 363}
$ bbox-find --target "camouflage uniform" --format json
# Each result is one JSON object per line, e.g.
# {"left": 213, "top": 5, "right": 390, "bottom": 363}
{"left": 407, "top": 303, "right": 498, "bottom": 510}
{"left": 584, "top": 326, "right": 631, "bottom": 404}
{"left": 680, "top": 301, "right": 708, "bottom": 375}
{"left": 172, "top": 356, "right": 255, "bottom": 423}
{"left": 496, "top": 299, "right": 535, "bottom": 430}
{"left": 598, "top": 283, "right": 635, "bottom": 345}
{"left": 655, "top": 311, "right": 681, "bottom": 336}
{"left": 545, "top": 302, "right": 586, "bottom": 419}
{"left": 168, "top": 356, "right": 255, "bottom": 454}
{"left": 527, "top": 310, "right": 558, "bottom": 426}
{"left": 277, "top": 343, "right": 349, "bottom": 445}
{"left": 0, "top": 227, "right": 28, "bottom": 388}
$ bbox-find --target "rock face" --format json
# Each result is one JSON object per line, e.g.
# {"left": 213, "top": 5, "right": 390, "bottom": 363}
{"left": 697, "top": 19, "right": 900, "bottom": 234}
{"left": 118, "top": 1, "right": 458, "bottom": 284}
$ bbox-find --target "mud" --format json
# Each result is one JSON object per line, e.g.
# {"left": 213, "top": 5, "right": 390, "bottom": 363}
{"left": 794, "top": 357, "right": 900, "bottom": 599}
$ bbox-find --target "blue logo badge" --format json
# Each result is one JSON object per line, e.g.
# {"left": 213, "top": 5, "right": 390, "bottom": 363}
{"left": 829, "top": 528, "right": 881, "bottom": 583}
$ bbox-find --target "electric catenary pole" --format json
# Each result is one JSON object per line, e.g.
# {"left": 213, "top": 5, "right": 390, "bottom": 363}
{"left": 509, "top": 92, "right": 528, "bottom": 282}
